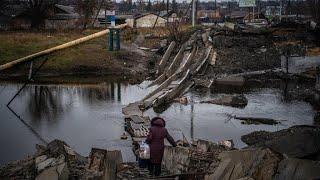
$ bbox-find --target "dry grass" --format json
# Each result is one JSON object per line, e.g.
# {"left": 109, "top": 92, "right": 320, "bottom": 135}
{"left": 0, "top": 29, "right": 139, "bottom": 73}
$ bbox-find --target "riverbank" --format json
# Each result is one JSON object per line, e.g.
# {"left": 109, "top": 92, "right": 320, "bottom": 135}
{"left": 0, "top": 28, "right": 169, "bottom": 79}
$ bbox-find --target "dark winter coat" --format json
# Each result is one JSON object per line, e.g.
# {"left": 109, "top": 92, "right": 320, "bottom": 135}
{"left": 146, "top": 117, "right": 177, "bottom": 164}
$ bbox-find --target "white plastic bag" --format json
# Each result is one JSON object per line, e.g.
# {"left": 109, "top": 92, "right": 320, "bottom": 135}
{"left": 139, "top": 142, "right": 150, "bottom": 159}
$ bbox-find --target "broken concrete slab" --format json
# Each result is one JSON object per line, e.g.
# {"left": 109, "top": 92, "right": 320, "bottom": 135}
{"left": 241, "top": 125, "right": 320, "bottom": 159}
{"left": 122, "top": 102, "right": 143, "bottom": 117}
{"left": 162, "top": 146, "right": 191, "bottom": 174}
{"left": 35, "top": 155, "right": 48, "bottom": 165}
{"left": 35, "top": 162, "right": 69, "bottom": 180}
{"left": 35, "top": 166, "right": 59, "bottom": 180}
{"left": 234, "top": 116, "right": 281, "bottom": 125}
{"left": 194, "top": 78, "right": 214, "bottom": 88}
{"left": 36, "top": 155, "right": 65, "bottom": 173}
{"left": 201, "top": 94, "right": 248, "bottom": 108}
{"left": 205, "top": 148, "right": 282, "bottom": 180}
{"left": 36, "top": 158, "right": 55, "bottom": 172}
{"left": 274, "top": 158, "right": 320, "bottom": 180}
{"left": 215, "top": 76, "right": 245, "bottom": 86}
{"left": 87, "top": 148, "right": 123, "bottom": 180}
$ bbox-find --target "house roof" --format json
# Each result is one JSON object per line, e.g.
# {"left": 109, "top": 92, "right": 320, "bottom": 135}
{"left": 1, "top": 4, "right": 28, "bottom": 18}
{"left": 55, "top": 4, "right": 76, "bottom": 14}
{"left": 226, "top": 11, "right": 248, "bottom": 18}
{"left": 49, "top": 4, "right": 79, "bottom": 20}
{"left": 159, "top": 10, "right": 176, "bottom": 18}
{"left": 244, "top": 12, "right": 266, "bottom": 20}
{"left": 134, "top": 13, "right": 166, "bottom": 20}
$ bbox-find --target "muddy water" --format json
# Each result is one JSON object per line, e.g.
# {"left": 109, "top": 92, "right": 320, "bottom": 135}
{"left": 0, "top": 80, "right": 315, "bottom": 165}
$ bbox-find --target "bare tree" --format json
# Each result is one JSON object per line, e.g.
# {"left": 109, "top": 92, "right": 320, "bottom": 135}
{"left": 0, "top": 0, "right": 8, "bottom": 12}
{"left": 306, "top": 0, "right": 320, "bottom": 22}
{"left": 25, "top": 0, "right": 59, "bottom": 29}
{"left": 75, "top": 0, "right": 98, "bottom": 29}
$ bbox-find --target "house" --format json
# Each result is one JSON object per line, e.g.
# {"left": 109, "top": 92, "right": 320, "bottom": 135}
{"left": 45, "top": 4, "right": 79, "bottom": 29}
{"left": 97, "top": 10, "right": 131, "bottom": 27}
{"left": 126, "top": 13, "right": 167, "bottom": 28}
{"left": 225, "top": 10, "right": 248, "bottom": 23}
{"left": 0, "top": 12, "right": 10, "bottom": 30}
{"left": 159, "top": 11, "right": 181, "bottom": 23}
{"left": 0, "top": 3, "right": 31, "bottom": 30}
{"left": 244, "top": 12, "right": 267, "bottom": 23}
{"left": 197, "top": 9, "right": 221, "bottom": 19}
{"left": 265, "top": 6, "right": 281, "bottom": 17}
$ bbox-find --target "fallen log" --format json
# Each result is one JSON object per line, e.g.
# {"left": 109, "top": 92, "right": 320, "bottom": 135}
{"left": 0, "top": 23, "right": 127, "bottom": 71}
{"left": 234, "top": 116, "right": 282, "bottom": 125}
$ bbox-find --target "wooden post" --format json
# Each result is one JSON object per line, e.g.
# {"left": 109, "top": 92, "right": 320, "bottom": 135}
{"left": 109, "top": 29, "right": 114, "bottom": 51}
{"left": 115, "top": 29, "right": 120, "bottom": 51}
{"left": 28, "top": 61, "right": 33, "bottom": 80}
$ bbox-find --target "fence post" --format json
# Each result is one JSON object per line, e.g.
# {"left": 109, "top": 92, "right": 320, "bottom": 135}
{"left": 109, "top": 29, "right": 114, "bottom": 51}
{"left": 115, "top": 29, "right": 120, "bottom": 51}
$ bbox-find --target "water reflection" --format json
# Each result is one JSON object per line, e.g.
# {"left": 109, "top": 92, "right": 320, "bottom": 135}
{"left": 27, "top": 86, "right": 72, "bottom": 122}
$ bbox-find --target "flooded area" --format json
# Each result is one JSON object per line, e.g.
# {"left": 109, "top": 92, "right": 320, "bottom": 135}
{"left": 0, "top": 79, "right": 315, "bottom": 165}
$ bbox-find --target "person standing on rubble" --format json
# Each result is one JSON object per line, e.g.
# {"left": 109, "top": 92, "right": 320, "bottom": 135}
{"left": 146, "top": 117, "right": 177, "bottom": 176}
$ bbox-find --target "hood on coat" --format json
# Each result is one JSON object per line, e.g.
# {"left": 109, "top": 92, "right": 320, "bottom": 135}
{"left": 151, "top": 117, "right": 166, "bottom": 127}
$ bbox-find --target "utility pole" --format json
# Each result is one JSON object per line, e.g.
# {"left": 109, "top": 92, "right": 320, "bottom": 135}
{"left": 215, "top": 0, "right": 217, "bottom": 11}
{"left": 167, "top": 0, "right": 169, "bottom": 21}
{"left": 280, "top": 0, "right": 282, "bottom": 21}
{"left": 192, "top": 0, "right": 196, "bottom": 27}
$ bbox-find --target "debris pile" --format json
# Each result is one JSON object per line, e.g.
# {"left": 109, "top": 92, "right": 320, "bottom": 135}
{"left": 241, "top": 125, "right": 320, "bottom": 159}
{"left": 0, "top": 140, "right": 122, "bottom": 180}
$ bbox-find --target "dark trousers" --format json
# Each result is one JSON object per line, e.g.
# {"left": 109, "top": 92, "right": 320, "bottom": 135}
{"left": 148, "top": 162, "right": 161, "bottom": 176}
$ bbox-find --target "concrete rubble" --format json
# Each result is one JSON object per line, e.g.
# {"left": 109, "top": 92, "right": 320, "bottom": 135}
{"left": 241, "top": 125, "right": 320, "bottom": 159}
{"left": 201, "top": 94, "right": 248, "bottom": 108}
{"left": 1, "top": 126, "right": 320, "bottom": 179}
{"left": 0, "top": 140, "right": 123, "bottom": 180}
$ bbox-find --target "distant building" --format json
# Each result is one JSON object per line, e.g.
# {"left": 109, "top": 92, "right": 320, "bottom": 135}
{"left": 160, "top": 11, "right": 181, "bottom": 23}
{"left": 126, "top": 13, "right": 167, "bottom": 28}
{"left": 45, "top": 4, "right": 79, "bottom": 29}
{"left": 197, "top": 9, "right": 221, "bottom": 19}
{"left": 265, "top": 6, "right": 281, "bottom": 17}
{"left": 0, "top": 3, "right": 31, "bottom": 30}
{"left": 225, "top": 10, "right": 248, "bottom": 23}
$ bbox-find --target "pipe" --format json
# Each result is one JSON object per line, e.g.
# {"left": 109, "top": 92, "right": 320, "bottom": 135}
{"left": 0, "top": 23, "right": 127, "bottom": 71}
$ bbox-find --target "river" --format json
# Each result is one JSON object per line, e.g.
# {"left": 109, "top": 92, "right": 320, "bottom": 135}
{"left": 0, "top": 79, "right": 315, "bottom": 165}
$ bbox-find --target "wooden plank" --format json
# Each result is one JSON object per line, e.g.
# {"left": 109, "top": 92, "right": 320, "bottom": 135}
{"left": 157, "top": 41, "right": 176, "bottom": 75}
{"left": 167, "top": 44, "right": 187, "bottom": 76}
{"left": 105, "top": 150, "right": 123, "bottom": 180}
{"left": 129, "top": 115, "right": 145, "bottom": 124}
